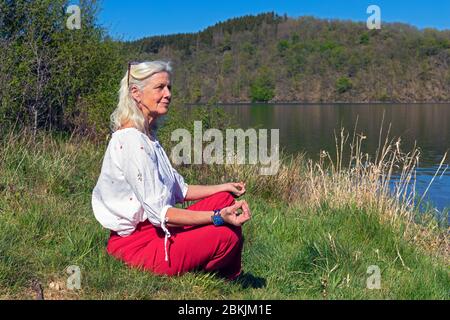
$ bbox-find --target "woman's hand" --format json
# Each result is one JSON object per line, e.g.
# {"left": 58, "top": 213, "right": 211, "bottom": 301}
{"left": 224, "top": 181, "right": 246, "bottom": 197}
{"left": 220, "top": 200, "right": 251, "bottom": 227}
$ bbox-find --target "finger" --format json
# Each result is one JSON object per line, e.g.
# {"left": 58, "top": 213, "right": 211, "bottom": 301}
{"left": 241, "top": 208, "right": 250, "bottom": 220}
{"left": 230, "top": 201, "right": 243, "bottom": 210}
{"left": 234, "top": 184, "right": 244, "bottom": 195}
{"left": 225, "top": 202, "right": 239, "bottom": 215}
{"left": 242, "top": 202, "right": 251, "bottom": 217}
{"left": 235, "top": 204, "right": 244, "bottom": 213}
{"left": 242, "top": 203, "right": 252, "bottom": 218}
{"left": 235, "top": 182, "right": 244, "bottom": 190}
{"left": 233, "top": 186, "right": 244, "bottom": 196}
{"left": 238, "top": 212, "right": 251, "bottom": 224}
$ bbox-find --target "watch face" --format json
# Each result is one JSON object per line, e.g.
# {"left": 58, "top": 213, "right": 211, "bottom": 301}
{"left": 213, "top": 215, "right": 224, "bottom": 226}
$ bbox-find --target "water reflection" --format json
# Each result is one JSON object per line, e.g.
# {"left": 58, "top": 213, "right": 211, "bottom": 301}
{"left": 220, "top": 104, "right": 450, "bottom": 165}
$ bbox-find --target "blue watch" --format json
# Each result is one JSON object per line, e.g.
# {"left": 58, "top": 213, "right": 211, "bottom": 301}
{"left": 211, "top": 209, "right": 225, "bottom": 226}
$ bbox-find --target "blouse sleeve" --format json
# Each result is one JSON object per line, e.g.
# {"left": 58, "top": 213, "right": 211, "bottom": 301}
{"left": 116, "top": 132, "right": 173, "bottom": 228}
{"left": 171, "top": 167, "right": 189, "bottom": 203}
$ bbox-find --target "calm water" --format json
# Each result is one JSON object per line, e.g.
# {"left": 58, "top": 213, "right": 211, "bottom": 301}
{"left": 211, "top": 103, "right": 450, "bottom": 212}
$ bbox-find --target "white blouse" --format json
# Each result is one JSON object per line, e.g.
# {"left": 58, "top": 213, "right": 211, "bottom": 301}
{"left": 92, "top": 127, "right": 189, "bottom": 261}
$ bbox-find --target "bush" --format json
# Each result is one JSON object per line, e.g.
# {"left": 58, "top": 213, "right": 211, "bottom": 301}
{"left": 335, "top": 76, "right": 353, "bottom": 94}
{"left": 359, "top": 32, "right": 370, "bottom": 45}
{"left": 249, "top": 68, "right": 275, "bottom": 102}
{"left": 277, "top": 40, "right": 290, "bottom": 55}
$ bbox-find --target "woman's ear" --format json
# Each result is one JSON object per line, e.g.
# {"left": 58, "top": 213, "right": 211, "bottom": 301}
{"left": 130, "top": 85, "right": 141, "bottom": 103}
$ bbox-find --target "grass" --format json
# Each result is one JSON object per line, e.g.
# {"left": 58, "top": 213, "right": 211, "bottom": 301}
{"left": 0, "top": 128, "right": 448, "bottom": 300}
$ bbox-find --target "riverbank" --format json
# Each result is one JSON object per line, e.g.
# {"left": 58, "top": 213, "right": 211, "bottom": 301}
{"left": 0, "top": 128, "right": 447, "bottom": 300}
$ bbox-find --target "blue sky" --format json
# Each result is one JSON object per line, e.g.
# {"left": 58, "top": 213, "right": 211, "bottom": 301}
{"left": 97, "top": 0, "right": 450, "bottom": 40}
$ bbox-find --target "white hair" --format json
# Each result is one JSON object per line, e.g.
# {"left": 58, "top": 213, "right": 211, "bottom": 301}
{"left": 110, "top": 60, "right": 172, "bottom": 133}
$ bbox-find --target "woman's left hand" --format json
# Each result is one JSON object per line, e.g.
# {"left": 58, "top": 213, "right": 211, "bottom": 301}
{"left": 225, "top": 181, "right": 246, "bottom": 197}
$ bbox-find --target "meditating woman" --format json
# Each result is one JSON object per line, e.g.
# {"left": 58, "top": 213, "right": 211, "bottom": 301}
{"left": 92, "top": 61, "right": 251, "bottom": 280}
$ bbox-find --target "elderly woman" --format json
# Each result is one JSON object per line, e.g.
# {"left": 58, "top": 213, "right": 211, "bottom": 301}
{"left": 92, "top": 61, "right": 251, "bottom": 280}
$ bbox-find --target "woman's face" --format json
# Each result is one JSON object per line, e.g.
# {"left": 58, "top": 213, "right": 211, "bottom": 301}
{"left": 132, "top": 71, "right": 172, "bottom": 119}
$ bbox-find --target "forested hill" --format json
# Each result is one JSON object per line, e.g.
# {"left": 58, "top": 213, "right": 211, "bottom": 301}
{"left": 125, "top": 12, "right": 450, "bottom": 103}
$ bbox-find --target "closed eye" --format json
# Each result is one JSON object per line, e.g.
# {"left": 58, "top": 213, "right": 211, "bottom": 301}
{"left": 155, "top": 84, "right": 171, "bottom": 90}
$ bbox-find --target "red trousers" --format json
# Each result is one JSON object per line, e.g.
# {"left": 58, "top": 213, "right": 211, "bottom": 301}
{"left": 106, "top": 191, "right": 243, "bottom": 280}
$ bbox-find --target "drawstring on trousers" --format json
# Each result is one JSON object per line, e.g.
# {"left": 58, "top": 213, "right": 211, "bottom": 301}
{"left": 160, "top": 221, "right": 171, "bottom": 263}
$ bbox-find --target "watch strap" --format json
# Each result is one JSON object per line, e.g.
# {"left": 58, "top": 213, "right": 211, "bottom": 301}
{"left": 211, "top": 209, "right": 224, "bottom": 226}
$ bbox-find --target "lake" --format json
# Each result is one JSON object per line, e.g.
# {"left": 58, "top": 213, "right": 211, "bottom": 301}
{"left": 211, "top": 103, "right": 449, "bottom": 212}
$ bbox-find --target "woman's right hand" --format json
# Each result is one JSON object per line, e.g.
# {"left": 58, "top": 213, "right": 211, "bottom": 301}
{"left": 220, "top": 200, "right": 252, "bottom": 226}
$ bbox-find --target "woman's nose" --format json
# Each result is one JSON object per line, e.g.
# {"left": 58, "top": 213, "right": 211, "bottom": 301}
{"left": 163, "top": 86, "right": 171, "bottom": 98}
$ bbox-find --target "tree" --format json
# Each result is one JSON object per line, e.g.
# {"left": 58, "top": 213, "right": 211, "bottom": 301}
{"left": 336, "top": 76, "right": 353, "bottom": 94}
{"left": 250, "top": 67, "right": 275, "bottom": 102}
{"left": 0, "top": 0, "right": 125, "bottom": 136}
